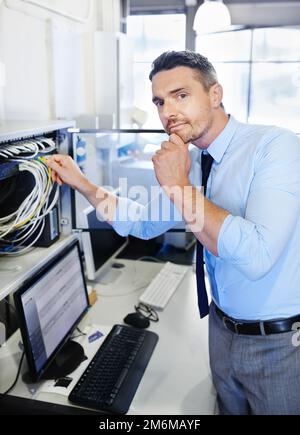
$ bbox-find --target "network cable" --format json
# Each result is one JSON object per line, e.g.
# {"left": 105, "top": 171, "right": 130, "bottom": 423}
{"left": 0, "top": 137, "right": 58, "bottom": 255}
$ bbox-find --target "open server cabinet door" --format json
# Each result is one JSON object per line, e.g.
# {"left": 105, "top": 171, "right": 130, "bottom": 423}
{"left": 70, "top": 128, "right": 166, "bottom": 282}
{"left": 70, "top": 128, "right": 166, "bottom": 231}
{"left": 70, "top": 127, "right": 199, "bottom": 274}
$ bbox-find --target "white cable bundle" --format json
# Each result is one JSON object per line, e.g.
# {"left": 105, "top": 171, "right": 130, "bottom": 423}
{"left": 0, "top": 139, "right": 59, "bottom": 255}
{"left": 0, "top": 137, "right": 55, "bottom": 159}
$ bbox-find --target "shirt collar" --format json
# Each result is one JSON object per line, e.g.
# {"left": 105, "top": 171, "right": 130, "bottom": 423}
{"left": 205, "top": 115, "right": 238, "bottom": 163}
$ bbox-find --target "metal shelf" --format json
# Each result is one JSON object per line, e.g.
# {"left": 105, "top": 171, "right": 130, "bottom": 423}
{"left": 0, "top": 120, "right": 74, "bottom": 144}
{"left": 0, "top": 234, "right": 77, "bottom": 301}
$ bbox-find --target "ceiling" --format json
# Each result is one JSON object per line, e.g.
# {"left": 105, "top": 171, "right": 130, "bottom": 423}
{"left": 130, "top": 0, "right": 300, "bottom": 8}
{"left": 129, "top": 1, "right": 300, "bottom": 26}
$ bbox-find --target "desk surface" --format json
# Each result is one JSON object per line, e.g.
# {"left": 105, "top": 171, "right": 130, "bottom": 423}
{"left": 0, "top": 259, "right": 216, "bottom": 415}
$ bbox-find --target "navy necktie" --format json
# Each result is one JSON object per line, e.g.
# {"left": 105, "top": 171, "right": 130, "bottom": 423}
{"left": 196, "top": 153, "right": 214, "bottom": 318}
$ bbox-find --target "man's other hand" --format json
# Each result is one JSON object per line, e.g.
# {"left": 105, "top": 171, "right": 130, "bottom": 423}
{"left": 152, "top": 133, "right": 191, "bottom": 190}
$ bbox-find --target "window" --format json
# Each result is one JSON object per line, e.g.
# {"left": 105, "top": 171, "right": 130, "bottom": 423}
{"left": 127, "top": 14, "right": 186, "bottom": 129}
{"left": 196, "top": 27, "right": 300, "bottom": 133}
{"left": 250, "top": 28, "right": 300, "bottom": 132}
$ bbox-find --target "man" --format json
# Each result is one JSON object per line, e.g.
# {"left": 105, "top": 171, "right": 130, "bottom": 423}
{"left": 47, "top": 50, "right": 300, "bottom": 415}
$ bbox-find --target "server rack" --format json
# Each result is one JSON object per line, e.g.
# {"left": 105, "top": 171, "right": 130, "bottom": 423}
{"left": 0, "top": 120, "right": 75, "bottom": 302}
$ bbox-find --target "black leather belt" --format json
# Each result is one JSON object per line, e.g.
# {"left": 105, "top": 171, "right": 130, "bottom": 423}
{"left": 214, "top": 304, "right": 300, "bottom": 335}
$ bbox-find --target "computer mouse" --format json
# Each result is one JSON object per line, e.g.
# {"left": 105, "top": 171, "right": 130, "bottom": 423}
{"left": 123, "top": 312, "right": 150, "bottom": 329}
{"left": 111, "top": 262, "right": 125, "bottom": 269}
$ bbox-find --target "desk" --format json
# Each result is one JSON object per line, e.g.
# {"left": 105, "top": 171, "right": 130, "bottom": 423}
{"left": 0, "top": 259, "right": 216, "bottom": 415}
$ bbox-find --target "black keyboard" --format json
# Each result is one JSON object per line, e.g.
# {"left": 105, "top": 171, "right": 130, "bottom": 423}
{"left": 0, "top": 394, "right": 101, "bottom": 415}
{"left": 68, "top": 324, "right": 158, "bottom": 414}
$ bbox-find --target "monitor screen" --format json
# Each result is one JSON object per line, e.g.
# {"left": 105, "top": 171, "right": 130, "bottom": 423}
{"left": 14, "top": 240, "right": 89, "bottom": 381}
{"left": 81, "top": 205, "right": 128, "bottom": 281}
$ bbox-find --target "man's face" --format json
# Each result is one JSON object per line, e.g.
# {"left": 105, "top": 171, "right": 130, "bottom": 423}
{"left": 151, "top": 66, "right": 215, "bottom": 144}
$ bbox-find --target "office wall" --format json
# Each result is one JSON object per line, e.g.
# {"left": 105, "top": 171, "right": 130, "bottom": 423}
{"left": 0, "top": 0, "right": 121, "bottom": 121}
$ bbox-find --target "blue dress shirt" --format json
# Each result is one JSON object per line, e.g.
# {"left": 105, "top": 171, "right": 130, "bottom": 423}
{"left": 112, "top": 116, "right": 300, "bottom": 320}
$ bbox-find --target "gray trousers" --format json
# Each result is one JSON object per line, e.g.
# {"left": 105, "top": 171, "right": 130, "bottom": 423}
{"left": 209, "top": 303, "right": 300, "bottom": 415}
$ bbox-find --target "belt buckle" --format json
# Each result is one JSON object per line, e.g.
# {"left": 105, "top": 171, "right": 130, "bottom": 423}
{"left": 223, "top": 315, "right": 241, "bottom": 334}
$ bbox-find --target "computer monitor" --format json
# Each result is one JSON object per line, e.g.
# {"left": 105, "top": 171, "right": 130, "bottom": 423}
{"left": 81, "top": 205, "right": 128, "bottom": 283}
{"left": 14, "top": 240, "right": 89, "bottom": 381}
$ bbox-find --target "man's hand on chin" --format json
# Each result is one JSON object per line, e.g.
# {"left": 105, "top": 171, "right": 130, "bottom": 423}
{"left": 152, "top": 133, "right": 192, "bottom": 197}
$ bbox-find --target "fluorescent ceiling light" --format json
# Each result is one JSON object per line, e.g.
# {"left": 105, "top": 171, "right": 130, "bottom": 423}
{"left": 193, "top": 0, "right": 231, "bottom": 34}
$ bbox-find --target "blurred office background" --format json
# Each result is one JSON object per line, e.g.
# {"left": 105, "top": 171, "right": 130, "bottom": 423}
{"left": 0, "top": 0, "right": 299, "bottom": 133}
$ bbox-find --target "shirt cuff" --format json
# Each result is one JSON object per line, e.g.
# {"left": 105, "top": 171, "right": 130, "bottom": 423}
{"left": 111, "top": 196, "right": 135, "bottom": 237}
{"left": 217, "top": 214, "right": 251, "bottom": 260}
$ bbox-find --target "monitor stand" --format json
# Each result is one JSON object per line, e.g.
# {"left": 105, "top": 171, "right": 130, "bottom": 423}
{"left": 94, "top": 265, "right": 122, "bottom": 285}
{"left": 22, "top": 340, "right": 87, "bottom": 383}
{"left": 156, "top": 242, "right": 196, "bottom": 265}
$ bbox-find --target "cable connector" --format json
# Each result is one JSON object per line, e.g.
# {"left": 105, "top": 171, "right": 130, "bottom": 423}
{"left": 37, "top": 156, "right": 47, "bottom": 163}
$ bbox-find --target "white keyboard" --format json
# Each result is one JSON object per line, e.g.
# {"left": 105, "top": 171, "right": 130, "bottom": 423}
{"left": 139, "top": 262, "right": 190, "bottom": 310}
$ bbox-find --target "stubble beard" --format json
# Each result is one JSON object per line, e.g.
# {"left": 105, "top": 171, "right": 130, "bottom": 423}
{"left": 174, "top": 117, "right": 213, "bottom": 144}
